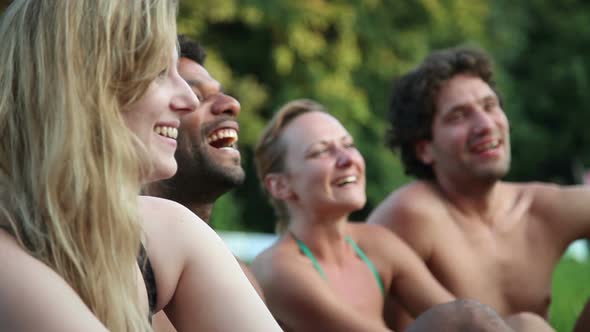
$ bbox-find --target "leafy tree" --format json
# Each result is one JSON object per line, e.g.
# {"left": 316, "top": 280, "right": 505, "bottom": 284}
{"left": 488, "top": 0, "right": 590, "bottom": 185}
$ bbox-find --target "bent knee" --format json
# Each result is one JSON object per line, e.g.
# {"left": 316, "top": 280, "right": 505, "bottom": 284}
{"left": 506, "top": 312, "right": 554, "bottom": 332}
{"left": 408, "top": 299, "right": 511, "bottom": 332}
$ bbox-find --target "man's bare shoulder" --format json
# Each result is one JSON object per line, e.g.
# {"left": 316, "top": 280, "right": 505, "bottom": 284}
{"left": 349, "top": 222, "right": 404, "bottom": 248}
{"left": 518, "top": 181, "right": 568, "bottom": 206}
{"left": 368, "top": 181, "right": 447, "bottom": 230}
{"left": 348, "top": 223, "right": 413, "bottom": 266}
{"left": 515, "top": 181, "right": 590, "bottom": 242}
{"left": 501, "top": 181, "right": 571, "bottom": 218}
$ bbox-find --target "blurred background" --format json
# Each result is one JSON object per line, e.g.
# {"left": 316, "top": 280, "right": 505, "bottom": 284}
{"left": 176, "top": 0, "right": 590, "bottom": 233}
{"left": 3, "top": 0, "right": 589, "bottom": 330}
{"left": 175, "top": 1, "right": 590, "bottom": 330}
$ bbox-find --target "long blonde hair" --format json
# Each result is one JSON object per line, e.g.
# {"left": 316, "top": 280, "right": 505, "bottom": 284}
{"left": 0, "top": 1, "right": 178, "bottom": 330}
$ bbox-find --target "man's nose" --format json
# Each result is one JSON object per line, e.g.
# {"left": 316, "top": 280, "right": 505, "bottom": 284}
{"left": 472, "top": 110, "right": 494, "bottom": 135}
{"left": 211, "top": 93, "right": 240, "bottom": 117}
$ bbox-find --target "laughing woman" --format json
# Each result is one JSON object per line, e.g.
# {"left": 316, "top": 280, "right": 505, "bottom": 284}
{"left": 252, "top": 99, "right": 457, "bottom": 331}
{"left": 0, "top": 1, "right": 280, "bottom": 331}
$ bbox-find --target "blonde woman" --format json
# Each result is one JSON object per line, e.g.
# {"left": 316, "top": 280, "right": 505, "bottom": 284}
{"left": 0, "top": 1, "right": 280, "bottom": 331}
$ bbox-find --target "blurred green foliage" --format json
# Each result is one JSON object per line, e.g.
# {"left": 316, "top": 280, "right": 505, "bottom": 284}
{"left": 178, "top": 0, "right": 590, "bottom": 232}
{"left": 179, "top": 0, "right": 499, "bottom": 232}
{"left": 551, "top": 258, "right": 590, "bottom": 332}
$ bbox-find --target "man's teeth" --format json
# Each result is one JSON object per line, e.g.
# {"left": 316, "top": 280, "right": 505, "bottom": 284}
{"left": 336, "top": 175, "right": 357, "bottom": 186}
{"left": 473, "top": 140, "right": 499, "bottom": 153}
{"left": 207, "top": 128, "right": 238, "bottom": 145}
{"left": 154, "top": 126, "right": 178, "bottom": 139}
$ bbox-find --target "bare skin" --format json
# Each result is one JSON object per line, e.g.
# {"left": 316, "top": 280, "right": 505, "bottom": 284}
{"left": 175, "top": 58, "right": 263, "bottom": 298}
{"left": 140, "top": 196, "right": 280, "bottom": 332}
{"left": 152, "top": 56, "right": 264, "bottom": 332}
{"left": 0, "top": 230, "right": 110, "bottom": 332}
{"left": 407, "top": 299, "right": 514, "bottom": 332}
{"left": 369, "top": 74, "right": 582, "bottom": 331}
{"left": 253, "top": 222, "right": 455, "bottom": 332}
{"left": 0, "top": 198, "right": 279, "bottom": 332}
{"left": 252, "top": 111, "right": 454, "bottom": 331}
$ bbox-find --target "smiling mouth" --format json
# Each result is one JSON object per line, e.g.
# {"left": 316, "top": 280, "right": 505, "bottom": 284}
{"left": 470, "top": 139, "right": 501, "bottom": 154}
{"left": 334, "top": 175, "right": 358, "bottom": 187}
{"left": 154, "top": 126, "right": 178, "bottom": 139}
{"left": 207, "top": 128, "right": 238, "bottom": 149}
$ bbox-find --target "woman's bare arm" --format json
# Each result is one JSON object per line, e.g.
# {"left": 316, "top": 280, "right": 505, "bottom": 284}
{"left": 140, "top": 197, "right": 281, "bottom": 332}
{"left": 0, "top": 231, "right": 108, "bottom": 332}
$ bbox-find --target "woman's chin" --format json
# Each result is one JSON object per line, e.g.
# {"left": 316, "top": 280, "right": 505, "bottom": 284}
{"left": 142, "top": 161, "right": 177, "bottom": 184}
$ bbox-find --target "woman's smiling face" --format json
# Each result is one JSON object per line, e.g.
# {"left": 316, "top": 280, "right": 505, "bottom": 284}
{"left": 123, "top": 50, "right": 199, "bottom": 183}
{"left": 280, "top": 111, "right": 366, "bottom": 216}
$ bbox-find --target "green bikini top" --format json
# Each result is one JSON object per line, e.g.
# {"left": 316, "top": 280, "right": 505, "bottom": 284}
{"left": 292, "top": 233, "right": 385, "bottom": 296}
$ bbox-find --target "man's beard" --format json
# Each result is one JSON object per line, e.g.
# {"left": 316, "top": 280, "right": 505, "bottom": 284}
{"left": 165, "top": 140, "right": 246, "bottom": 204}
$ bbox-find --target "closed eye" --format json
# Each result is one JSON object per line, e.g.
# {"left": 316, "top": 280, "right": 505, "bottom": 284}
{"left": 483, "top": 98, "right": 498, "bottom": 112}
{"left": 158, "top": 68, "right": 169, "bottom": 78}
{"left": 308, "top": 147, "right": 329, "bottom": 158}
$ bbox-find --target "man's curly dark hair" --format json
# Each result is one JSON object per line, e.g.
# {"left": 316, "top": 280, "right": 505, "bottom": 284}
{"left": 178, "top": 34, "right": 206, "bottom": 65}
{"left": 387, "top": 47, "right": 500, "bottom": 180}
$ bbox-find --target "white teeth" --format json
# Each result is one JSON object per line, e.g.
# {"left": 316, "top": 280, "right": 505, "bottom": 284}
{"left": 473, "top": 140, "right": 499, "bottom": 153}
{"left": 336, "top": 175, "right": 357, "bottom": 186}
{"left": 206, "top": 128, "right": 239, "bottom": 144}
{"left": 154, "top": 126, "right": 178, "bottom": 139}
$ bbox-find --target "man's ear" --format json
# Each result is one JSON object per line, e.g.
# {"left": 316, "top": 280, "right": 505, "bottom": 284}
{"left": 264, "top": 173, "right": 294, "bottom": 200}
{"left": 415, "top": 140, "right": 434, "bottom": 165}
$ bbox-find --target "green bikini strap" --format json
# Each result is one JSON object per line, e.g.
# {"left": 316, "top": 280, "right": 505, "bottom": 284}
{"left": 345, "top": 236, "right": 386, "bottom": 296}
{"left": 292, "top": 234, "right": 328, "bottom": 280}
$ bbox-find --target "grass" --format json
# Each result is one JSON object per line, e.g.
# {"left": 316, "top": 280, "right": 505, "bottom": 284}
{"left": 550, "top": 257, "right": 590, "bottom": 332}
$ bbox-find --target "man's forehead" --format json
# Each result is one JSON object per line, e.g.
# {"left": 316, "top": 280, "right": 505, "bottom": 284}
{"left": 436, "top": 74, "right": 496, "bottom": 112}
{"left": 178, "top": 58, "right": 214, "bottom": 85}
{"left": 179, "top": 57, "right": 208, "bottom": 75}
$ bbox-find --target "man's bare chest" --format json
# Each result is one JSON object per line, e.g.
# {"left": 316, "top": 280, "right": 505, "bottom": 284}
{"left": 429, "top": 216, "right": 561, "bottom": 316}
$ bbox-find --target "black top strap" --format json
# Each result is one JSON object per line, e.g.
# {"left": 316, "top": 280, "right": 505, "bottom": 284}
{"left": 0, "top": 224, "right": 14, "bottom": 235}
{"left": 137, "top": 243, "right": 158, "bottom": 321}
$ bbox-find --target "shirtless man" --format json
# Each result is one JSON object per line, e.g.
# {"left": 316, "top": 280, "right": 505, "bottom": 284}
{"left": 368, "top": 46, "right": 589, "bottom": 331}
{"left": 148, "top": 36, "right": 263, "bottom": 331}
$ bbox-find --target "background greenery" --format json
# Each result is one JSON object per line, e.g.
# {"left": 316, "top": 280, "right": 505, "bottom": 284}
{"left": 177, "top": 0, "right": 590, "bottom": 232}
{"left": 551, "top": 259, "right": 590, "bottom": 332}
{"left": 175, "top": 1, "right": 590, "bottom": 330}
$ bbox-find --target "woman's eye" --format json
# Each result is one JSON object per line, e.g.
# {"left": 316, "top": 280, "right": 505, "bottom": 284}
{"left": 309, "top": 148, "right": 328, "bottom": 157}
{"left": 158, "top": 68, "right": 169, "bottom": 78}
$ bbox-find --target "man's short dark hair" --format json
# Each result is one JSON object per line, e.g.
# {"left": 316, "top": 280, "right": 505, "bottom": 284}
{"left": 387, "top": 47, "right": 499, "bottom": 180}
{"left": 178, "top": 34, "right": 206, "bottom": 65}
